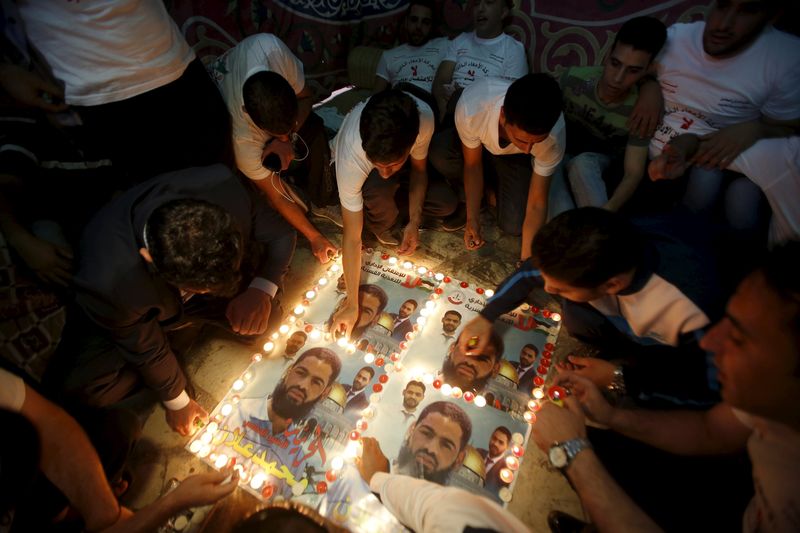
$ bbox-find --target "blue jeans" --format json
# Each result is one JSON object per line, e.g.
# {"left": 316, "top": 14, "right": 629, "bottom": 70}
{"left": 566, "top": 152, "right": 612, "bottom": 207}
{"left": 682, "top": 166, "right": 765, "bottom": 232}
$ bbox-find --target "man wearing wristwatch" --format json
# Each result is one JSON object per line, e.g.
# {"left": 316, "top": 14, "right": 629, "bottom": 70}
{"left": 533, "top": 242, "right": 800, "bottom": 533}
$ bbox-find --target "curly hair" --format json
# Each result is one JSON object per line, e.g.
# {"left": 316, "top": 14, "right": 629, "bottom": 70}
{"left": 145, "top": 199, "right": 244, "bottom": 296}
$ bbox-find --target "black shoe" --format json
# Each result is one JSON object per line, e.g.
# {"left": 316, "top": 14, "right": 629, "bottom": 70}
{"left": 547, "top": 510, "right": 592, "bottom": 533}
{"left": 442, "top": 203, "right": 467, "bottom": 232}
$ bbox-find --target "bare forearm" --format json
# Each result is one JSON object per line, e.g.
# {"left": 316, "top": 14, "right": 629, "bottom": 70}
{"left": 26, "top": 397, "right": 119, "bottom": 530}
{"left": 567, "top": 451, "right": 661, "bottom": 533}
{"left": 342, "top": 225, "right": 362, "bottom": 300}
{"left": 463, "top": 165, "right": 484, "bottom": 223}
{"left": 407, "top": 168, "right": 427, "bottom": 227}
{"left": 256, "top": 180, "right": 323, "bottom": 243}
{"left": 520, "top": 206, "right": 545, "bottom": 260}
{"left": 605, "top": 171, "right": 641, "bottom": 212}
{"left": 608, "top": 406, "right": 745, "bottom": 455}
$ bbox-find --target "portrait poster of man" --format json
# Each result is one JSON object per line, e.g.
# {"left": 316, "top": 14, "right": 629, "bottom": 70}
{"left": 402, "top": 283, "right": 560, "bottom": 415}
{"left": 188, "top": 252, "right": 559, "bottom": 511}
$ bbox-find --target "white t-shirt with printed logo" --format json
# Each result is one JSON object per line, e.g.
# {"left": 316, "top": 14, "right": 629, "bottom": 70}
{"left": 455, "top": 77, "right": 566, "bottom": 177}
{"left": 208, "top": 33, "right": 306, "bottom": 181}
{"left": 331, "top": 94, "right": 435, "bottom": 212}
{"left": 376, "top": 37, "right": 449, "bottom": 93}
{"left": 444, "top": 31, "right": 528, "bottom": 89}
{"left": 650, "top": 22, "right": 800, "bottom": 157}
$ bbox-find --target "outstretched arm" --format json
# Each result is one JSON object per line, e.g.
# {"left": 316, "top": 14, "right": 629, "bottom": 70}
{"left": 533, "top": 400, "right": 662, "bottom": 533}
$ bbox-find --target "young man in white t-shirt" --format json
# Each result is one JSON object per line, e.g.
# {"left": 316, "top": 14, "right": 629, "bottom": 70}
{"left": 373, "top": 0, "right": 448, "bottom": 95}
{"left": 531, "top": 240, "right": 800, "bottom": 533}
{"left": 209, "top": 33, "right": 338, "bottom": 264}
{"left": 647, "top": 0, "right": 800, "bottom": 245}
{"left": 431, "top": 0, "right": 528, "bottom": 124}
{"left": 328, "top": 90, "right": 457, "bottom": 339}
{"left": 429, "top": 73, "right": 565, "bottom": 261}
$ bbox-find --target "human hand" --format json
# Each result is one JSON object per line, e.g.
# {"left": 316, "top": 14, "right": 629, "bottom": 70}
{"left": 648, "top": 143, "right": 690, "bottom": 181}
{"left": 627, "top": 79, "right": 662, "bottom": 138}
{"left": 330, "top": 298, "right": 359, "bottom": 340}
{"left": 552, "top": 371, "right": 615, "bottom": 426}
{"left": 555, "top": 355, "right": 616, "bottom": 388}
{"left": 693, "top": 122, "right": 762, "bottom": 169}
{"left": 310, "top": 234, "right": 337, "bottom": 264}
{"left": 358, "top": 437, "right": 390, "bottom": 484}
{"left": 396, "top": 223, "right": 419, "bottom": 256}
{"left": 531, "top": 398, "right": 587, "bottom": 452}
{"left": 464, "top": 220, "right": 484, "bottom": 250}
{"left": 0, "top": 65, "right": 68, "bottom": 112}
{"left": 166, "top": 469, "right": 239, "bottom": 511}
{"left": 165, "top": 399, "right": 209, "bottom": 436}
{"left": 261, "top": 137, "right": 295, "bottom": 171}
{"left": 226, "top": 288, "right": 272, "bottom": 335}
{"left": 457, "top": 315, "right": 493, "bottom": 355}
{"left": 14, "top": 233, "right": 73, "bottom": 286}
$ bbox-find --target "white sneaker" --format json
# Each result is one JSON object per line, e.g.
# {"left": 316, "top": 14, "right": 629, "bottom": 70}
{"left": 311, "top": 204, "right": 344, "bottom": 228}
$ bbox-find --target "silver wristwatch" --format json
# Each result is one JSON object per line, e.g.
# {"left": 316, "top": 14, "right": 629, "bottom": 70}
{"left": 548, "top": 437, "right": 592, "bottom": 470}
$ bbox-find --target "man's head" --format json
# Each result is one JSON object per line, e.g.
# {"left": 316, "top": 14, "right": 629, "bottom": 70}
{"left": 402, "top": 380, "right": 426, "bottom": 411}
{"left": 355, "top": 284, "right": 389, "bottom": 335}
{"left": 442, "top": 329, "right": 505, "bottom": 391}
{"left": 598, "top": 17, "right": 666, "bottom": 103}
{"left": 285, "top": 331, "right": 307, "bottom": 356}
{"left": 398, "top": 299, "right": 418, "bottom": 319}
{"left": 488, "top": 426, "right": 511, "bottom": 458}
{"left": 271, "top": 348, "right": 342, "bottom": 421}
{"left": 442, "top": 310, "right": 462, "bottom": 334}
{"left": 351, "top": 366, "right": 375, "bottom": 392}
{"left": 701, "top": 242, "right": 800, "bottom": 422}
{"left": 396, "top": 401, "right": 472, "bottom": 484}
{"left": 360, "top": 90, "right": 420, "bottom": 178}
{"left": 531, "top": 207, "right": 642, "bottom": 302}
{"left": 472, "top": 0, "right": 512, "bottom": 39}
{"left": 703, "top": 0, "right": 781, "bottom": 58}
{"left": 405, "top": 0, "right": 436, "bottom": 46}
{"left": 142, "top": 199, "right": 243, "bottom": 297}
{"left": 501, "top": 74, "right": 563, "bottom": 153}
{"left": 519, "top": 344, "right": 538, "bottom": 368}
{"left": 242, "top": 71, "right": 298, "bottom": 140}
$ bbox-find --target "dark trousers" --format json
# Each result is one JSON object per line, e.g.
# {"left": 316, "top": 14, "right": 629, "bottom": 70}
{"left": 429, "top": 127, "right": 532, "bottom": 235}
{"left": 284, "top": 112, "right": 338, "bottom": 208}
{"left": 76, "top": 58, "right": 233, "bottom": 184}
{"left": 588, "top": 427, "right": 753, "bottom": 533}
{"left": 361, "top": 164, "right": 458, "bottom": 234}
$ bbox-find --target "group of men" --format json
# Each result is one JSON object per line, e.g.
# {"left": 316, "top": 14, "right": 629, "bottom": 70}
{"left": 1, "top": 0, "right": 798, "bottom": 531}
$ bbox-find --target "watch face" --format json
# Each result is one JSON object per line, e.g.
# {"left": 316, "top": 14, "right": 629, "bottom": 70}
{"left": 549, "top": 445, "right": 568, "bottom": 468}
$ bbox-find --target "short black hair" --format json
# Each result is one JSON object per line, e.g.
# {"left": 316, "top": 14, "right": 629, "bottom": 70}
{"left": 290, "top": 330, "right": 308, "bottom": 340}
{"left": 444, "top": 310, "right": 462, "bottom": 320}
{"left": 417, "top": 401, "right": 472, "bottom": 451}
{"left": 146, "top": 199, "right": 243, "bottom": 296}
{"left": 402, "top": 299, "right": 419, "bottom": 310}
{"left": 293, "top": 348, "right": 342, "bottom": 386}
{"left": 613, "top": 16, "right": 667, "bottom": 60}
{"left": 360, "top": 283, "right": 389, "bottom": 315}
{"left": 521, "top": 343, "right": 539, "bottom": 354}
{"left": 492, "top": 425, "right": 512, "bottom": 442}
{"left": 503, "top": 73, "right": 563, "bottom": 135}
{"left": 360, "top": 89, "right": 420, "bottom": 164}
{"left": 357, "top": 366, "right": 376, "bottom": 379}
{"left": 405, "top": 379, "right": 426, "bottom": 394}
{"left": 408, "top": 0, "right": 435, "bottom": 17}
{"left": 531, "top": 207, "right": 642, "bottom": 288}
{"left": 243, "top": 71, "right": 298, "bottom": 135}
{"left": 757, "top": 241, "right": 800, "bottom": 344}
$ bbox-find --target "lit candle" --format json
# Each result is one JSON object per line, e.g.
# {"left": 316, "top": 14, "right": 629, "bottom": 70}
{"left": 214, "top": 454, "right": 229, "bottom": 469}
{"left": 485, "top": 289, "right": 495, "bottom": 298}
{"left": 252, "top": 353, "right": 263, "bottom": 362}
{"left": 505, "top": 456, "right": 520, "bottom": 471}
{"left": 318, "top": 277, "right": 328, "bottom": 286}
{"left": 293, "top": 304, "right": 305, "bottom": 316}
{"left": 189, "top": 440, "right": 203, "bottom": 453}
{"left": 441, "top": 383, "right": 452, "bottom": 396}
{"left": 279, "top": 324, "right": 290, "bottom": 335}
{"left": 363, "top": 353, "right": 375, "bottom": 364}
{"left": 533, "top": 388, "right": 545, "bottom": 399}
{"left": 305, "top": 290, "right": 316, "bottom": 299}
{"left": 434, "top": 272, "right": 444, "bottom": 281}
{"left": 417, "top": 266, "right": 427, "bottom": 275}
{"left": 232, "top": 379, "right": 245, "bottom": 391}
{"left": 220, "top": 403, "right": 233, "bottom": 416}
{"left": 474, "top": 395, "right": 487, "bottom": 407}
{"left": 499, "top": 468, "right": 514, "bottom": 484}
{"left": 402, "top": 261, "right": 413, "bottom": 270}
{"left": 388, "top": 257, "right": 398, "bottom": 265}
{"left": 250, "top": 472, "right": 266, "bottom": 490}
{"left": 331, "top": 456, "right": 345, "bottom": 471}
{"left": 310, "top": 328, "right": 321, "bottom": 340}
